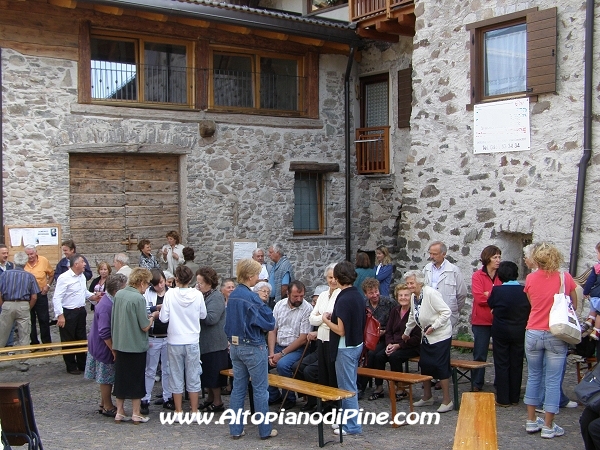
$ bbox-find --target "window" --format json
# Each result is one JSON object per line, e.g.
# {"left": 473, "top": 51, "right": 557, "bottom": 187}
{"left": 293, "top": 172, "right": 323, "bottom": 234}
{"left": 210, "top": 50, "right": 303, "bottom": 113}
{"left": 90, "top": 33, "right": 194, "bottom": 107}
{"left": 356, "top": 74, "right": 390, "bottom": 174}
{"left": 466, "top": 7, "right": 556, "bottom": 106}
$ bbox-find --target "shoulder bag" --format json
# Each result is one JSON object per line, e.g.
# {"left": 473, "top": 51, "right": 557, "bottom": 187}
{"left": 549, "top": 272, "right": 581, "bottom": 344}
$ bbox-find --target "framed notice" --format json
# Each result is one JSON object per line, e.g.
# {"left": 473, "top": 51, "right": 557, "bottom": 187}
{"left": 473, "top": 97, "right": 531, "bottom": 154}
{"left": 4, "top": 224, "right": 62, "bottom": 266}
{"left": 231, "top": 240, "right": 258, "bottom": 278}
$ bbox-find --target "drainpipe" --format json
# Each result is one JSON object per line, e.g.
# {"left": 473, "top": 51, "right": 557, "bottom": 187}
{"left": 344, "top": 46, "right": 355, "bottom": 262}
{"left": 0, "top": 47, "right": 3, "bottom": 244}
{"left": 569, "top": 0, "right": 594, "bottom": 276}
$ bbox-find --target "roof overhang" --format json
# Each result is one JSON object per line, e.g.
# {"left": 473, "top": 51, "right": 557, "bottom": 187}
{"left": 77, "top": 0, "right": 362, "bottom": 46}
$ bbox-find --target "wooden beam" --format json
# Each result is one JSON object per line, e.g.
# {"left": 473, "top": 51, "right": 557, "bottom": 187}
{"left": 375, "top": 20, "right": 415, "bottom": 36}
{"left": 215, "top": 23, "right": 251, "bottom": 35}
{"left": 136, "top": 11, "right": 168, "bottom": 22}
{"left": 288, "top": 35, "right": 324, "bottom": 47}
{"left": 78, "top": 20, "right": 91, "bottom": 104}
{"left": 252, "top": 29, "right": 289, "bottom": 41}
{"left": 321, "top": 41, "right": 350, "bottom": 53}
{"left": 176, "top": 17, "right": 211, "bottom": 28}
{"left": 48, "top": 0, "right": 76, "bottom": 8}
{"left": 357, "top": 28, "right": 399, "bottom": 42}
{"left": 93, "top": 5, "right": 123, "bottom": 16}
{"left": 397, "top": 13, "right": 416, "bottom": 27}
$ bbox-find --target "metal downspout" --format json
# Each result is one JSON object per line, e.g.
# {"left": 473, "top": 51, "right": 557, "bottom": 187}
{"left": 344, "top": 46, "right": 355, "bottom": 262}
{"left": 569, "top": 0, "right": 594, "bottom": 276}
{"left": 0, "top": 47, "right": 4, "bottom": 244}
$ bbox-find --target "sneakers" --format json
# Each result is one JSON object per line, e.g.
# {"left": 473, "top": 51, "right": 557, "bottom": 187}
{"left": 564, "top": 401, "right": 578, "bottom": 408}
{"left": 163, "top": 398, "right": 175, "bottom": 410}
{"left": 333, "top": 428, "right": 347, "bottom": 436}
{"left": 413, "top": 397, "right": 435, "bottom": 407}
{"left": 591, "top": 328, "right": 600, "bottom": 341}
{"left": 541, "top": 423, "right": 565, "bottom": 439}
{"left": 231, "top": 430, "right": 245, "bottom": 440}
{"left": 260, "top": 429, "right": 278, "bottom": 440}
{"left": 526, "top": 417, "right": 545, "bottom": 433}
{"left": 140, "top": 401, "right": 150, "bottom": 415}
{"left": 437, "top": 401, "right": 453, "bottom": 413}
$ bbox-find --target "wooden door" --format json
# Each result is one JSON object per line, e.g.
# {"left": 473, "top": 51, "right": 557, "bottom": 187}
{"left": 69, "top": 154, "right": 180, "bottom": 271}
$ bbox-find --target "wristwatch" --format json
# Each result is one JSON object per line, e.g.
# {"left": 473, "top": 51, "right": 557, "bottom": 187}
{"left": 281, "top": 349, "right": 286, "bottom": 356}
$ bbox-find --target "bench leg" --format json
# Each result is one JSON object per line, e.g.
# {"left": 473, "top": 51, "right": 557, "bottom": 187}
{"left": 387, "top": 380, "right": 398, "bottom": 428}
{"left": 452, "top": 368, "right": 459, "bottom": 410}
{"left": 408, "top": 384, "right": 414, "bottom": 413}
{"left": 317, "top": 398, "right": 325, "bottom": 448}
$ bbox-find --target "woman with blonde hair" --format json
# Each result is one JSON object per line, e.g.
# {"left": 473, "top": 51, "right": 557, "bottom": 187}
{"left": 523, "top": 242, "right": 578, "bottom": 439}
{"left": 375, "top": 245, "right": 394, "bottom": 297}
{"left": 224, "top": 259, "right": 277, "bottom": 440}
{"left": 111, "top": 267, "right": 154, "bottom": 424}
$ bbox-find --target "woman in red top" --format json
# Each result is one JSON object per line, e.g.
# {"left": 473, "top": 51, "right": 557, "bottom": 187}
{"left": 523, "top": 243, "right": 577, "bottom": 439}
{"left": 470, "top": 245, "right": 502, "bottom": 391}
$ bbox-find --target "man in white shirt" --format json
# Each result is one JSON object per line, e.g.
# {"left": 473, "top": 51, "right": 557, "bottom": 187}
{"left": 423, "top": 241, "right": 468, "bottom": 327}
{"left": 114, "top": 253, "right": 132, "bottom": 279}
{"left": 53, "top": 254, "right": 100, "bottom": 374}
{"left": 252, "top": 248, "right": 270, "bottom": 282}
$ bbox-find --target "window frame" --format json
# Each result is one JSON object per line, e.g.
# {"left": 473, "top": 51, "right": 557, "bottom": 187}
{"left": 89, "top": 30, "right": 195, "bottom": 108}
{"left": 208, "top": 46, "right": 305, "bottom": 115}
{"left": 293, "top": 171, "right": 325, "bottom": 235}
{"left": 466, "top": 7, "right": 557, "bottom": 107}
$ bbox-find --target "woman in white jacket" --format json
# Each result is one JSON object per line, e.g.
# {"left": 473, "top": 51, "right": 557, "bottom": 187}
{"left": 155, "top": 265, "right": 207, "bottom": 417}
{"left": 402, "top": 269, "right": 453, "bottom": 413}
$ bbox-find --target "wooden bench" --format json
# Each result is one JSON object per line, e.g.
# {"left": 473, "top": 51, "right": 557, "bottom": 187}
{"left": 451, "top": 340, "right": 492, "bottom": 351}
{"left": 409, "top": 357, "right": 492, "bottom": 410}
{"left": 577, "top": 357, "right": 598, "bottom": 383}
{"left": 356, "top": 367, "right": 432, "bottom": 426}
{"left": 452, "top": 392, "right": 497, "bottom": 449}
{"left": 0, "top": 340, "right": 88, "bottom": 363}
{"left": 221, "top": 368, "right": 355, "bottom": 447}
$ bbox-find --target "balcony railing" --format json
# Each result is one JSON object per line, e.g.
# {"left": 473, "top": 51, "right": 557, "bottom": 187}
{"left": 355, "top": 126, "right": 390, "bottom": 174}
{"left": 349, "top": 0, "right": 412, "bottom": 22}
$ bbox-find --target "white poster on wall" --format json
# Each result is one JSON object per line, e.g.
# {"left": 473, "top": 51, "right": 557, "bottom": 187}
{"left": 231, "top": 240, "right": 258, "bottom": 278}
{"left": 474, "top": 97, "right": 531, "bottom": 154}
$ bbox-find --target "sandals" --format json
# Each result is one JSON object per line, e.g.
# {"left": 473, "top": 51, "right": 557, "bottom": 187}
{"left": 102, "top": 407, "right": 117, "bottom": 417}
{"left": 368, "top": 391, "right": 385, "bottom": 401}
{"left": 114, "top": 413, "right": 131, "bottom": 423}
{"left": 206, "top": 403, "right": 225, "bottom": 412}
{"left": 396, "top": 391, "right": 408, "bottom": 401}
{"left": 132, "top": 414, "right": 150, "bottom": 425}
{"left": 199, "top": 400, "right": 213, "bottom": 411}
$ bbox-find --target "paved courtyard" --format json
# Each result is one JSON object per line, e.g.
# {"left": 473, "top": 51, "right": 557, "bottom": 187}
{"left": 0, "top": 321, "right": 587, "bottom": 449}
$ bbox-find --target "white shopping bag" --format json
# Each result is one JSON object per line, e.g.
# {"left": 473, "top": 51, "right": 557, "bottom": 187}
{"left": 549, "top": 272, "right": 582, "bottom": 344}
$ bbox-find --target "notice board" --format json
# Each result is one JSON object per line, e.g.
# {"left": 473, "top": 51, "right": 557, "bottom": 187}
{"left": 231, "top": 239, "right": 258, "bottom": 279}
{"left": 4, "top": 224, "right": 62, "bottom": 266}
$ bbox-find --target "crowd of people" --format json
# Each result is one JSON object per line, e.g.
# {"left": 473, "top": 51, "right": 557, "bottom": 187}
{"left": 0, "top": 235, "right": 596, "bottom": 444}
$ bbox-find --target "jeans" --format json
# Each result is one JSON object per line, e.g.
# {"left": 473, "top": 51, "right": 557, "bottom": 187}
{"left": 229, "top": 343, "right": 272, "bottom": 439}
{"left": 143, "top": 337, "right": 171, "bottom": 402}
{"left": 268, "top": 344, "right": 303, "bottom": 403}
{"left": 523, "top": 330, "right": 567, "bottom": 414}
{"left": 471, "top": 325, "right": 492, "bottom": 389}
{"left": 335, "top": 344, "right": 363, "bottom": 435}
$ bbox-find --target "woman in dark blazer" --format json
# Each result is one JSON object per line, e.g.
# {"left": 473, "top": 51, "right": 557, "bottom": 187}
{"left": 487, "top": 261, "right": 531, "bottom": 406}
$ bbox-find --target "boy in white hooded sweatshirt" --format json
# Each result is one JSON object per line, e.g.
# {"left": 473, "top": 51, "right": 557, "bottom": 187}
{"left": 156, "top": 265, "right": 207, "bottom": 416}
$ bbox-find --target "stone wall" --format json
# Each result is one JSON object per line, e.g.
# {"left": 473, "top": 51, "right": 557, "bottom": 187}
{"left": 403, "top": 0, "right": 600, "bottom": 330}
{"left": 1, "top": 48, "right": 350, "bottom": 292}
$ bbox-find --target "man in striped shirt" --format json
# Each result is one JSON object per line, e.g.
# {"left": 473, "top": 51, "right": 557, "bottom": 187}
{"left": 0, "top": 252, "right": 40, "bottom": 371}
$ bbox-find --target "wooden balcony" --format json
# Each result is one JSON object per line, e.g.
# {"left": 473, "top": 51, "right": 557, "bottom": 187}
{"left": 355, "top": 126, "right": 390, "bottom": 174}
{"left": 349, "top": 0, "right": 415, "bottom": 42}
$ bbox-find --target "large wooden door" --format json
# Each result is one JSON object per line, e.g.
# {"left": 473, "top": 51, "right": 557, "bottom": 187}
{"left": 69, "top": 154, "right": 180, "bottom": 270}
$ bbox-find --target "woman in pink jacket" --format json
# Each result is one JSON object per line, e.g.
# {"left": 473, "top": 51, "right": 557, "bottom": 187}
{"left": 470, "top": 245, "right": 502, "bottom": 391}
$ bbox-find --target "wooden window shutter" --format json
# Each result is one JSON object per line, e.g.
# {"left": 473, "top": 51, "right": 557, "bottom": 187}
{"left": 526, "top": 7, "right": 557, "bottom": 95}
{"left": 397, "top": 67, "right": 412, "bottom": 128}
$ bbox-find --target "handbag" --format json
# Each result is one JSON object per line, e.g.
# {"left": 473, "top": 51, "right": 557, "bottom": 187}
{"left": 363, "top": 308, "right": 381, "bottom": 351}
{"left": 549, "top": 272, "right": 582, "bottom": 344}
{"left": 575, "top": 363, "right": 600, "bottom": 412}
